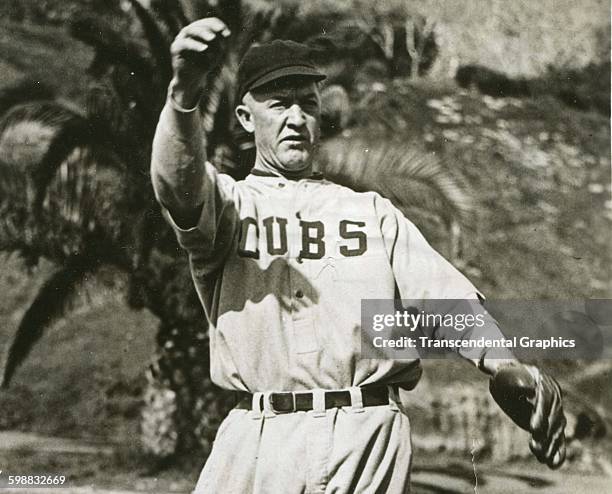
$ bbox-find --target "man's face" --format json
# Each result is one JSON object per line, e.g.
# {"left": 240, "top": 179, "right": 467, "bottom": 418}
{"left": 237, "top": 78, "right": 322, "bottom": 172}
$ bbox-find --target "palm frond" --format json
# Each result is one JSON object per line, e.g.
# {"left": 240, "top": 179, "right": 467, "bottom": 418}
{"left": 201, "top": 64, "right": 234, "bottom": 147}
{"left": 151, "top": 0, "right": 188, "bottom": 35}
{"left": 236, "top": 6, "right": 272, "bottom": 54}
{"left": 128, "top": 0, "right": 173, "bottom": 84}
{"left": 320, "top": 84, "right": 351, "bottom": 137}
{"left": 0, "top": 156, "right": 34, "bottom": 255}
{"left": 0, "top": 101, "right": 99, "bottom": 209}
{"left": 0, "top": 148, "right": 98, "bottom": 262}
{"left": 0, "top": 79, "right": 55, "bottom": 118}
{"left": 70, "top": 15, "right": 153, "bottom": 78}
{"left": 320, "top": 137, "right": 473, "bottom": 228}
{"left": 1, "top": 254, "right": 98, "bottom": 388}
{"left": 85, "top": 83, "right": 123, "bottom": 142}
{"left": 106, "top": 64, "right": 162, "bottom": 140}
{"left": 31, "top": 145, "right": 132, "bottom": 263}
{"left": 0, "top": 101, "right": 86, "bottom": 137}
{"left": 178, "top": 0, "right": 199, "bottom": 22}
{"left": 0, "top": 100, "right": 129, "bottom": 262}
{"left": 216, "top": 0, "right": 243, "bottom": 35}
{"left": 32, "top": 122, "right": 95, "bottom": 214}
{"left": 0, "top": 102, "right": 86, "bottom": 256}
{"left": 84, "top": 80, "right": 153, "bottom": 171}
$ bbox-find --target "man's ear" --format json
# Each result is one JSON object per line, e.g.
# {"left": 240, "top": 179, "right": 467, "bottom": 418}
{"left": 235, "top": 104, "right": 254, "bottom": 134}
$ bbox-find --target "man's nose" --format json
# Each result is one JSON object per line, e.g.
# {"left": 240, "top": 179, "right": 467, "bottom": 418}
{"left": 286, "top": 104, "right": 306, "bottom": 127}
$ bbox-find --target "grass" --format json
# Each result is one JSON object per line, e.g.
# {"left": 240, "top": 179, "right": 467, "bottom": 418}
{"left": 0, "top": 446, "right": 197, "bottom": 492}
{"left": 0, "top": 254, "right": 158, "bottom": 441}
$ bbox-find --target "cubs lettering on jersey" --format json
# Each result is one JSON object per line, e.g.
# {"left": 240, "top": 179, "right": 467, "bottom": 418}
{"left": 238, "top": 217, "right": 367, "bottom": 259}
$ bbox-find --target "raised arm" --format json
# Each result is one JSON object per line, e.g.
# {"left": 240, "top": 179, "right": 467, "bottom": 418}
{"left": 151, "top": 19, "right": 241, "bottom": 273}
{"left": 151, "top": 17, "right": 231, "bottom": 228}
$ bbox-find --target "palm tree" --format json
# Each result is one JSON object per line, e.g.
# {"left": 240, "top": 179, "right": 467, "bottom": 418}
{"left": 0, "top": 0, "right": 470, "bottom": 461}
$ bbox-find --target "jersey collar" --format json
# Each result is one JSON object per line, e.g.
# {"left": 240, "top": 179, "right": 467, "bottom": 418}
{"left": 249, "top": 169, "right": 324, "bottom": 181}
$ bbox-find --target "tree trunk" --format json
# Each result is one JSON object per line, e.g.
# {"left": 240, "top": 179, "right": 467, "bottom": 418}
{"left": 141, "top": 321, "right": 234, "bottom": 459}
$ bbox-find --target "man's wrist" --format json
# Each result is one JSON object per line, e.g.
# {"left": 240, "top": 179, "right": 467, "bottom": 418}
{"left": 168, "top": 78, "right": 203, "bottom": 112}
{"left": 478, "top": 356, "right": 519, "bottom": 376}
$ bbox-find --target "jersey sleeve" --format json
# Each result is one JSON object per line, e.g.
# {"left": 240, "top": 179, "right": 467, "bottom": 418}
{"left": 375, "top": 194, "right": 514, "bottom": 362}
{"left": 151, "top": 99, "right": 241, "bottom": 275}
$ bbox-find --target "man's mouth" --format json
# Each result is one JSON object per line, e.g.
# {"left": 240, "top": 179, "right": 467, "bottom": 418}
{"left": 282, "top": 135, "right": 308, "bottom": 143}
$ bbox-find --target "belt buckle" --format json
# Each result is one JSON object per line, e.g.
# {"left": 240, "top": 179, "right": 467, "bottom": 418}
{"left": 269, "top": 392, "right": 296, "bottom": 413}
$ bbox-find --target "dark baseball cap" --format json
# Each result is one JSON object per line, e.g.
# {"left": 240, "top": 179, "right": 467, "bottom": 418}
{"left": 236, "top": 40, "right": 326, "bottom": 102}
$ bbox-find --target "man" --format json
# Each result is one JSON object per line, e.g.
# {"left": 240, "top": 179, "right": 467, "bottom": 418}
{"left": 151, "top": 18, "right": 566, "bottom": 493}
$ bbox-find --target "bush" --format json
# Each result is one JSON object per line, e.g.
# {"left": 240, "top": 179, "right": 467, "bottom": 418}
{"left": 543, "top": 61, "right": 611, "bottom": 116}
{"left": 455, "top": 61, "right": 611, "bottom": 117}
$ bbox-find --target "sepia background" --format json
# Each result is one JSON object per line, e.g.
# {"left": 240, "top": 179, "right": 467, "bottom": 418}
{"left": 0, "top": 0, "right": 610, "bottom": 492}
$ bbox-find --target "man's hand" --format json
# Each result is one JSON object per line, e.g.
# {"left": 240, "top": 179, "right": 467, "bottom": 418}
{"left": 170, "top": 17, "right": 231, "bottom": 108}
{"left": 489, "top": 363, "right": 566, "bottom": 469}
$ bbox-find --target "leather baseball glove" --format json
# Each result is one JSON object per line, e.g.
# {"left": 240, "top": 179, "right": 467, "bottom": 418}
{"left": 489, "top": 362, "right": 566, "bottom": 469}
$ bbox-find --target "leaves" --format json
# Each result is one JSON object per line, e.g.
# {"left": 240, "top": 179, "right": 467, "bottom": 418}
{"left": 0, "top": 79, "right": 55, "bottom": 119}
{"left": 320, "top": 136, "right": 473, "bottom": 229}
{"left": 150, "top": 0, "right": 188, "bottom": 36}
{"left": 70, "top": 15, "right": 153, "bottom": 79}
{"left": 0, "top": 100, "right": 130, "bottom": 263}
{"left": 0, "top": 102, "right": 86, "bottom": 257}
{"left": 1, "top": 254, "right": 99, "bottom": 388}
{"left": 127, "top": 0, "right": 173, "bottom": 84}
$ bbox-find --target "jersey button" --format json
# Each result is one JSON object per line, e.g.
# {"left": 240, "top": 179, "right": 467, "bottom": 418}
{"left": 278, "top": 182, "right": 285, "bottom": 188}
{"left": 295, "top": 289, "right": 304, "bottom": 299}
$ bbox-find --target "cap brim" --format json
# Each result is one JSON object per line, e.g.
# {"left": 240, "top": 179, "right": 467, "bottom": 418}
{"left": 248, "top": 65, "right": 326, "bottom": 93}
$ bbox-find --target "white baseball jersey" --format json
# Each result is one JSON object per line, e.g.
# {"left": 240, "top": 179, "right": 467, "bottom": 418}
{"left": 151, "top": 103, "right": 510, "bottom": 394}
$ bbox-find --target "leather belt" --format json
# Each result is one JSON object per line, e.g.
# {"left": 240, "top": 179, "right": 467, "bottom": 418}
{"left": 234, "top": 385, "right": 391, "bottom": 414}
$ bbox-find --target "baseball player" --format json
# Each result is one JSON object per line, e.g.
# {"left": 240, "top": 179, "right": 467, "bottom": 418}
{"left": 151, "top": 18, "right": 566, "bottom": 493}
